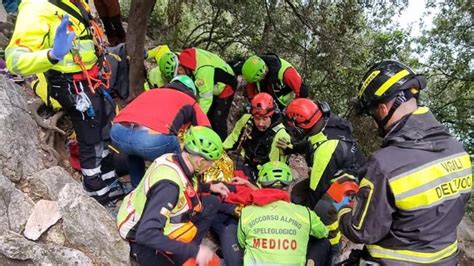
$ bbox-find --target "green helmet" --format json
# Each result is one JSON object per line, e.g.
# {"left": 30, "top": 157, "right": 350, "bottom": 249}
{"left": 170, "top": 75, "right": 197, "bottom": 96}
{"left": 159, "top": 52, "right": 178, "bottom": 79}
{"left": 242, "top": 55, "right": 268, "bottom": 83}
{"left": 184, "top": 126, "right": 223, "bottom": 161}
{"left": 257, "top": 161, "right": 293, "bottom": 188}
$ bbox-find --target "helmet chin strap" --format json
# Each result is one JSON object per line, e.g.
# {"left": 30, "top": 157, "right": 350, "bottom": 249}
{"left": 375, "top": 90, "right": 413, "bottom": 137}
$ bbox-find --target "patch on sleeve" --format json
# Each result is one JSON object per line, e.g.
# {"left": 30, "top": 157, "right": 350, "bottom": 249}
{"left": 195, "top": 79, "right": 205, "bottom": 87}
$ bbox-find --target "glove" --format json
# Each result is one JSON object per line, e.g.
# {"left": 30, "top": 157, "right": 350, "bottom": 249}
{"left": 50, "top": 15, "right": 75, "bottom": 61}
{"left": 276, "top": 138, "right": 293, "bottom": 150}
{"left": 332, "top": 196, "right": 351, "bottom": 212}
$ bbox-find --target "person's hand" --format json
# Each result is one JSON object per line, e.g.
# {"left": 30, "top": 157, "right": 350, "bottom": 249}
{"left": 230, "top": 177, "right": 250, "bottom": 186}
{"left": 210, "top": 182, "right": 230, "bottom": 197}
{"left": 195, "top": 244, "right": 214, "bottom": 266}
{"left": 332, "top": 196, "right": 351, "bottom": 212}
{"left": 50, "top": 15, "right": 75, "bottom": 61}
{"left": 276, "top": 137, "right": 293, "bottom": 150}
{"left": 231, "top": 177, "right": 258, "bottom": 190}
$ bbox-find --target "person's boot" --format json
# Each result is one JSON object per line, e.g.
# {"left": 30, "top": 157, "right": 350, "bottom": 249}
{"left": 109, "top": 15, "right": 126, "bottom": 44}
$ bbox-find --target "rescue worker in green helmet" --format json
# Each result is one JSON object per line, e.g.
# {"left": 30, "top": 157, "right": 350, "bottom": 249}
{"left": 237, "top": 161, "right": 328, "bottom": 266}
{"left": 335, "top": 60, "right": 472, "bottom": 265}
{"left": 159, "top": 48, "right": 237, "bottom": 140}
{"left": 117, "top": 126, "right": 231, "bottom": 265}
{"left": 223, "top": 92, "right": 291, "bottom": 182}
{"left": 5, "top": 0, "right": 125, "bottom": 204}
{"left": 241, "top": 53, "right": 308, "bottom": 110}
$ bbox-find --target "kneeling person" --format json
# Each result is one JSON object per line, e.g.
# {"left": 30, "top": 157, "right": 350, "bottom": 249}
{"left": 238, "top": 161, "right": 328, "bottom": 266}
{"left": 117, "top": 126, "right": 229, "bottom": 266}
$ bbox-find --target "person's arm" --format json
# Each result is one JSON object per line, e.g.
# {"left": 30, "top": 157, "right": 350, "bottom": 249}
{"left": 223, "top": 114, "right": 251, "bottom": 150}
{"left": 135, "top": 181, "right": 199, "bottom": 259}
{"left": 5, "top": 3, "right": 57, "bottom": 75}
{"left": 307, "top": 207, "right": 329, "bottom": 238}
{"left": 194, "top": 66, "right": 215, "bottom": 113}
{"left": 338, "top": 158, "right": 395, "bottom": 244}
{"left": 237, "top": 209, "right": 247, "bottom": 248}
{"left": 245, "top": 83, "right": 258, "bottom": 99}
{"left": 269, "top": 127, "right": 291, "bottom": 162}
{"left": 309, "top": 140, "right": 340, "bottom": 204}
{"left": 282, "top": 67, "right": 303, "bottom": 97}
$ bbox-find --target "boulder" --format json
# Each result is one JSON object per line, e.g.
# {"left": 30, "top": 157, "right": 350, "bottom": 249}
{"left": 458, "top": 217, "right": 474, "bottom": 265}
{"left": 0, "top": 76, "right": 44, "bottom": 182}
{"left": 0, "top": 175, "right": 34, "bottom": 233}
{"left": 24, "top": 200, "right": 61, "bottom": 241}
{"left": 58, "top": 183, "right": 130, "bottom": 265}
{"left": 0, "top": 230, "right": 92, "bottom": 265}
{"left": 27, "top": 166, "right": 78, "bottom": 200}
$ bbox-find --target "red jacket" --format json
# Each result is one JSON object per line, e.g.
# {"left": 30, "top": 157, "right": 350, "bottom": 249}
{"left": 246, "top": 67, "right": 303, "bottom": 99}
{"left": 114, "top": 86, "right": 210, "bottom": 134}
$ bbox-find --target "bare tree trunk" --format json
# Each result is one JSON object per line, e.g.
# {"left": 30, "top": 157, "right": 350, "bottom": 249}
{"left": 126, "top": 0, "right": 156, "bottom": 100}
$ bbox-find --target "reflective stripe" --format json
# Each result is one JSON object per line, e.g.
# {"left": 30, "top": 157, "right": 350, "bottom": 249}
{"left": 102, "top": 149, "right": 110, "bottom": 158}
{"left": 389, "top": 153, "right": 472, "bottom": 210}
{"left": 85, "top": 184, "right": 110, "bottom": 197}
{"left": 359, "top": 70, "right": 380, "bottom": 97}
{"left": 353, "top": 178, "right": 374, "bottom": 230}
{"left": 310, "top": 139, "right": 338, "bottom": 190}
{"left": 374, "top": 69, "right": 410, "bottom": 96}
{"left": 367, "top": 241, "right": 458, "bottom": 264}
{"left": 329, "top": 231, "right": 341, "bottom": 245}
{"left": 337, "top": 208, "right": 351, "bottom": 221}
{"left": 101, "top": 170, "right": 116, "bottom": 181}
{"left": 199, "top": 90, "right": 214, "bottom": 98}
{"left": 6, "top": 47, "right": 30, "bottom": 75}
{"left": 81, "top": 166, "right": 101, "bottom": 177}
{"left": 327, "top": 220, "right": 338, "bottom": 231}
{"left": 413, "top": 106, "right": 429, "bottom": 115}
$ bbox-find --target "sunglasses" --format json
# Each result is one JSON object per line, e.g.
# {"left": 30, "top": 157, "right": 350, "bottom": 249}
{"left": 258, "top": 179, "right": 291, "bottom": 188}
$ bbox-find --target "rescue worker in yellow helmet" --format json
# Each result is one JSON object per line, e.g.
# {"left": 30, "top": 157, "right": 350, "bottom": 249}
{"left": 117, "top": 126, "right": 231, "bottom": 265}
{"left": 336, "top": 60, "right": 472, "bottom": 265}
{"left": 145, "top": 44, "right": 171, "bottom": 89}
{"left": 238, "top": 161, "right": 328, "bottom": 266}
{"left": 5, "top": 0, "right": 125, "bottom": 203}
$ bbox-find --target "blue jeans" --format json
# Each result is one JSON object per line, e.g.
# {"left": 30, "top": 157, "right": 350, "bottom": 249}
{"left": 110, "top": 123, "right": 181, "bottom": 187}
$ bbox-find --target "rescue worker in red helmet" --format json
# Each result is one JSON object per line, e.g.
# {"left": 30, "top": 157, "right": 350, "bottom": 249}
{"left": 278, "top": 98, "right": 365, "bottom": 265}
{"left": 334, "top": 60, "right": 472, "bottom": 265}
{"left": 223, "top": 92, "right": 291, "bottom": 182}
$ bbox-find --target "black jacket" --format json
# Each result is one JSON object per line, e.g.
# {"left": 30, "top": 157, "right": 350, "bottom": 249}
{"left": 339, "top": 107, "right": 471, "bottom": 265}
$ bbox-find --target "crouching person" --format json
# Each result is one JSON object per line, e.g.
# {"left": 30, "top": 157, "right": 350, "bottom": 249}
{"left": 117, "top": 126, "right": 230, "bottom": 265}
{"left": 237, "top": 161, "right": 329, "bottom": 266}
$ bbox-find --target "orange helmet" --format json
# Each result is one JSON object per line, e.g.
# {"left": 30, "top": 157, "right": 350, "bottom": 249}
{"left": 251, "top": 93, "right": 274, "bottom": 117}
{"left": 286, "top": 98, "right": 323, "bottom": 129}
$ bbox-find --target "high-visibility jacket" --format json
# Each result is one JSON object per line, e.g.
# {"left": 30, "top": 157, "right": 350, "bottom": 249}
{"left": 223, "top": 113, "right": 291, "bottom": 165}
{"left": 238, "top": 200, "right": 328, "bottom": 266}
{"left": 117, "top": 154, "right": 202, "bottom": 242}
{"left": 178, "top": 48, "right": 236, "bottom": 113}
{"left": 306, "top": 131, "right": 365, "bottom": 246}
{"left": 6, "top": 0, "right": 97, "bottom": 75}
{"left": 339, "top": 107, "right": 472, "bottom": 265}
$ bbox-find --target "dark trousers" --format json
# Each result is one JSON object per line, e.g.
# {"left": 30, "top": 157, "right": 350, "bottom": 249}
{"left": 208, "top": 94, "right": 234, "bottom": 141}
{"left": 307, "top": 236, "right": 332, "bottom": 266}
{"left": 211, "top": 211, "right": 243, "bottom": 266}
{"left": 94, "top": 0, "right": 126, "bottom": 45}
{"left": 47, "top": 73, "right": 117, "bottom": 202}
{"left": 131, "top": 195, "right": 222, "bottom": 265}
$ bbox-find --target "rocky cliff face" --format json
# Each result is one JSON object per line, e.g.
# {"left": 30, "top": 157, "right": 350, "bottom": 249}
{"left": 0, "top": 76, "right": 130, "bottom": 265}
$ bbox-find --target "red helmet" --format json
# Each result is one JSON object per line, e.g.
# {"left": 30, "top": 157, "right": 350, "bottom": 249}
{"left": 251, "top": 93, "right": 275, "bottom": 117}
{"left": 286, "top": 98, "right": 323, "bottom": 129}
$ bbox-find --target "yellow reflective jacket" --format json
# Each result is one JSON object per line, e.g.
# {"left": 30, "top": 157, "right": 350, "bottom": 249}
{"left": 6, "top": 0, "right": 97, "bottom": 76}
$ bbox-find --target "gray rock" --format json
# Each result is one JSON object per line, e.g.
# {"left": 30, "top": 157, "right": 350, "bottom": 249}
{"left": 27, "top": 166, "right": 78, "bottom": 200}
{"left": 24, "top": 200, "right": 61, "bottom": 241}
{"left": 0, "top": 230, "right": 92, "bottom": 265}
{"left": 458, "top": 217, "right": 474, "bottom": 265}
{"left": 0, "top": 175, "right": 34, "bottom": 233}
{"left": 43, "top": 222, "right": 66, "bottom": 246}
{"left": 58, "top": 183, "right": 130, "bottom": 265}
{"left": 0, "top": 5, "right": 6, "bottom": 23}
{"left": 0, "top": 76, "right": 44, "bottom": 182}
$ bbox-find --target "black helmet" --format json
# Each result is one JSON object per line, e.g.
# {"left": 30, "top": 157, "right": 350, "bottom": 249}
{"left": 355, "top": 60, "right": 426, "bottom": 115}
